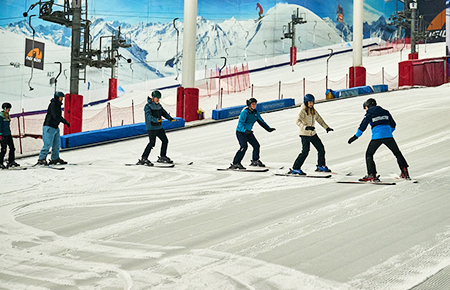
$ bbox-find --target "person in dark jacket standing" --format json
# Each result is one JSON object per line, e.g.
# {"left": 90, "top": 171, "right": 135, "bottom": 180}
{"left": 229, "top": 98, "right": 275, "bottom": 170}
{"left": 0, "top": 102, "right": 20, "bottom": 169}
{"left": 137, "top": 90, "right": 175, "bottom": 166}
{"left": 348, "top": 98, "right": 409, "bottom": 181}
{"left": 37, "top": 91, "right": 70, "bottom": 165}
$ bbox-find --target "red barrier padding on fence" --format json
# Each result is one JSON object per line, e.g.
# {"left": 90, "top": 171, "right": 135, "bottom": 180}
{"left": 399, "top": 57, "right": 447, "bottom": 87}
{"left": 64, "top": 94, "right": 83, "bottom": 135}
{"left": 408, "top": 52, "right": 419, "bottom": 60}
{"left": 290, "top": 47, "right": 297, "bottom": 66}
{"left": 184, "top": 88, "right": 199, "bottom": 122}
{"left": 108, "top": 78, "right": 117, "bottom": 101}
{"left": 349, "top": 66, "right": 366, "bottom": 88}
{"left": 176, "top": 87, "right": 185, "bottom": 118}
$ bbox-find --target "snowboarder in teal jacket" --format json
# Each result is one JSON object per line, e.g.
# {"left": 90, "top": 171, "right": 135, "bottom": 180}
{"left": 229, "top": 98, "right": 275, "bottom": 169}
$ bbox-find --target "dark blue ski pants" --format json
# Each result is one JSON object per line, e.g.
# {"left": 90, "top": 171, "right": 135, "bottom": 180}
{"left": 232, "top": 131, "right": 260, "bottom": 165}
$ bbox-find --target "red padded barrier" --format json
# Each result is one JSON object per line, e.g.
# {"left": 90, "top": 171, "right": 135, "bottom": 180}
{"left": 64, "top": 94, "right": 83, "bottom": 135}
{"left": 349, "top": 66, "right": 366, "bottom": 88}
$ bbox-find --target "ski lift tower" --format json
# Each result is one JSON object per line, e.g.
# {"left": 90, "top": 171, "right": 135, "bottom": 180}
{"left": 24, "top": 0, "right": 132, "bottom": 133}
{"left": 281, "top": 8, "right": 306, "bottom": 71}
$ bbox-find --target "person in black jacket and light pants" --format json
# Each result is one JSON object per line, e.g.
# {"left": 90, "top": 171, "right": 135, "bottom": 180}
{"left": 37, "top": 92, "right": 70, "bottom": 165}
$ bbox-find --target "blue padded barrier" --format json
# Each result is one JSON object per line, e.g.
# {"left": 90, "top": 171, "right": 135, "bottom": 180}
{"left": 372, "top": 84, "right": 388, "bottom": 93}
{"left": 337, "top": 86, "right": 374, "bottom": 98}
{"left": 61, "top": 117, "right": 185, "bottom": 149}
{"left": 212, "top": 98, "right": 295, "bottom": 120}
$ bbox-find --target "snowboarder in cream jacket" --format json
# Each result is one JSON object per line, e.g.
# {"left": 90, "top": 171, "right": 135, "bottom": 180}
{"left": 289, "top": 94, "right": 333, "bottom": 175}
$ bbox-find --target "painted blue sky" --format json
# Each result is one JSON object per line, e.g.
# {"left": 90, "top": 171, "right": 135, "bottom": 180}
{"left": 1, "top": 0, "right": 399, "bottom": 26}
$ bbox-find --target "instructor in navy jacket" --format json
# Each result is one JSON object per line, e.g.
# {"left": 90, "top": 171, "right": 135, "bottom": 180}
{"left": 348, "top": 98, "right": 409, "bottom": 181}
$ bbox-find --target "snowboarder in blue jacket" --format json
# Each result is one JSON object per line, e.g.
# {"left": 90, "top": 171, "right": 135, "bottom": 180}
{"left": 137, "top": 90, "right": 175, "bottom": 166}
{"left": 229, "top": 98, "right": 275, "bottom": 169}
{"left": 0, "top": 102, "right": 20, "bottom": 169}
{"left": 348, "top": 98, "right": 409, "bottom": 181}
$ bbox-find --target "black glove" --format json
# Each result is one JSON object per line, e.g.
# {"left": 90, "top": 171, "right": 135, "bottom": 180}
{"left": 66, "top": 122, "right": 70, "bottom": 128}
{"left": 326, "top": 127, "right": 334, "bottom": 133}
{"left": 305, "top": 126, "right": 315, "bottom": 131}
{"left": 245, "top": 130, "right": 253, "bottom": 134}
{"left": 268, "top": 128, "right": 276, "bottom": 132}
{"left": 348, "top": 135, "right": 358, "bottom": 144}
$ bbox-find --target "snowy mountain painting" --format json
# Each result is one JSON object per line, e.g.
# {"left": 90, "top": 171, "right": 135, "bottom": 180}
{"left": 0, "top": 3, "right": 397, "bottom": 110}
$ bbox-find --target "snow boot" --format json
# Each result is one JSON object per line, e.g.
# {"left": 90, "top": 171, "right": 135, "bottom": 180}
{"left": 288, "top": 168, "right": 306, "bottom": 175}
{"left": 400, "top": 167, "right": 410, "bottom": 180}
{"left": 228, "top": 163, "right": 246, "bottom": 170}
{"left": 315, "top": 165, "right": 331, "bottom": 172}
{"left": 136, "top": 158, "right": 153, "bottom": 166}
{"left": 49, "top": 158, "right": 68, "bottom": 165}
{"left": 36, "top": 159, "right": 48, "bottom": 166}
{"left": 157, "top": 156, "right": 173, "bottom": 164}
{"left": 250, "top": 159, "right": 265, "bottom": 167}
{"left": 359, "top": 173, "right": 380, "bottom": 182}
{"left": 8, "top": 161, "right": 20, "bottom": 167}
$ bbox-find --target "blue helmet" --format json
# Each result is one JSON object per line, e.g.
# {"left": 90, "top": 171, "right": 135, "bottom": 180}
{"left": 304, "top": 94, "right": 315, "bottom": 104}
{"left": 54, "top": 91, "right": 65, "bottom": 99}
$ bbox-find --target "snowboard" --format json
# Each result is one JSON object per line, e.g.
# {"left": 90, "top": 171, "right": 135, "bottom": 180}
{"left": 336, "top": 180, "right": 396, "bottom": 185}
{"left": 275, "top": 173, "right": 332, "bottom": 178}
{"left": 30, "top": 165, "right": 65, "bottom": 170}
{"left": 125, "top": 163, "right": 175, "bottom": 168}
{"left": 2, "top": 166, "right": 27, "bottom": 171}
{"left": 217, "top": 168, "right": 269, "bottom": 172}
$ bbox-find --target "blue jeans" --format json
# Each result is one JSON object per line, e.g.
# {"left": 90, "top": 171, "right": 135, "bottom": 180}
{"left": 38, "top": 126, "right": 61, "bottom": 160}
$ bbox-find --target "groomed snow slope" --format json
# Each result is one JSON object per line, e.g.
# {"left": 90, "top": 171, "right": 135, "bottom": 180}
{"left": 1, "top": 45, "right": 450, "bottom": 289}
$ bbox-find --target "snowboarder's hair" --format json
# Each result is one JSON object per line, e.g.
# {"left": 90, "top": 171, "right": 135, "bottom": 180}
{"left": 246, "top": 98, "right": 257, "bottom": 107}
{"left": 2, "top": 102, "right": 12, "bottom": 110}
{"left": 363, "top": 98, "right": 377, "bottom": 109}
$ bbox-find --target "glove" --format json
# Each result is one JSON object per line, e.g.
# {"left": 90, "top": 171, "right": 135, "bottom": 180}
{"left": 66, "top": 122, "right": 70, "bottom": 128}
{"left": 305, "top": 126, "right": 315, "bottom": 131}
{"left": 348, "top": 135, "right": 358, "bottom": 144}
{"left": 268, "top": 128, "right": 276, "bottom": 132}
{"left": 326, "top": 127, "right": 334, "bottom": 133}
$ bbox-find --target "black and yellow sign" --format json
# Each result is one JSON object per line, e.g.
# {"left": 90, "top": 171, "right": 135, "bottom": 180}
{"left": 24, "top": 38, "right": 45, "bottom": 70}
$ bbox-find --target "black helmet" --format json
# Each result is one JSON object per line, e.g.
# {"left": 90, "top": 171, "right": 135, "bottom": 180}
{"left": 246, "top": 97, "right": 257, "bottom": 106}
{"left": 54, "top": 91, "right": 65, "bottom": 99}
{"left": 2, "top": 102, "right": 12, "bottom": 110}
{"left": 303, "top": 94, "right": 315, "bottom": 104}
{"left": 363, "top": 98, "right": 377, "bottom": 109}
{"left": 151, "top": 90, "right": 162, "bottom": 99}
